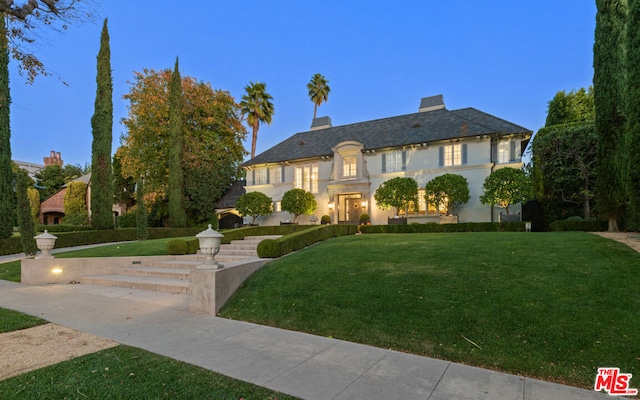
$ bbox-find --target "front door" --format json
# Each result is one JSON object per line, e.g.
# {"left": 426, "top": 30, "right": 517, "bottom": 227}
{"left": 337, "top": 193, "right": 362, "bottom": 224}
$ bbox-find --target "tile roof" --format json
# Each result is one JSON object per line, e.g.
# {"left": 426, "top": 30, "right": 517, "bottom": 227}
{"left": 243, "top": 106, "right": 531, "bottom": 167}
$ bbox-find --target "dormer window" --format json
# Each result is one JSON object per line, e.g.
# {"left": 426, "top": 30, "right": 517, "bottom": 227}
{"left": 343, "top": 156, "right": 357, "bottom": 178}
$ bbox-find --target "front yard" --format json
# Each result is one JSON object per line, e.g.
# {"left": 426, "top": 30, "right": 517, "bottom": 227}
{"left": 219, "top": 232, "right": 640, "bottom": 390}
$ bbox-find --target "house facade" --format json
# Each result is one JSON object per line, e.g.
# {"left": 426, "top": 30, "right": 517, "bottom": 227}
{"left": 241, "top": 95, "right": 532, "bottom": 226}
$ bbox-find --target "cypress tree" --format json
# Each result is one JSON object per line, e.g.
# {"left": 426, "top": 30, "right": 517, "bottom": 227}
{"left": 0, "top": 16, "right": 13, "bottom": 239}
{"left": 90, "top": 18, "right": 114, "bottom": 230}
{"left": 16, "top": 169, "right": 37, "bottom": 255}
{"left": 168, "top": 57, "right": 186, "bottom": 227}
{"left": 136, "top": 178, "right": 148, "bottom": 240}
{"left": 594, "top": 0, "right": 627, "bottom": 231}
{"left": 626, "top": 0, "right": 640, "bottom": 230}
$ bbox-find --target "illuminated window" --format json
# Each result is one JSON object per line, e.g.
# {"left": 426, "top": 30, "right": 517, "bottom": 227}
{"left": 275, "top": 201, "right": 281, "bottom": 212}
{"left": 294, "top": 163, "right": 318, "bottom": 193}
{"left": 426, "top": 194, "right": 449, "bottom": 215}
{"left": 444, "top": 144, "right": 462, "bottom": 166}
{"left": 343, "top": 156, "right": 357, "bottom": 177}
{"left": 498, "top": 141, "right": 510, "bottom": 163}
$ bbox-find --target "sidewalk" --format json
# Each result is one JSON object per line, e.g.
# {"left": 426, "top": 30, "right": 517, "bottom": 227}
{"left": 0, "top": 280, "right": 619, "bottom": 400}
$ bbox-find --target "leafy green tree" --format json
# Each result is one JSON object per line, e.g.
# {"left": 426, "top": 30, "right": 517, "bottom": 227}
{"left": 533, "top": 123, "right": 597, "bottom": 220}
{"left": 0, "top": 16, "right": 12, "bottom": 239}
{"left": 594, "top": 0, "right": 627, "bottom": 232}
{"left": 62, "top": 164, "right": 86, "bottom": 182}
{"left": 63, "top": 181, "right": 88, "bottom": 225}
{"left": 545, "top": 87, "right": 594, "bottom": 127}
{"left": 136, "top": 178, "right": 148, "bottom": 240}
{"left": 90, "top": 19, "right": 114, "bottom": 230}
{"left": 236, "top": 192, "right": 273, "bottom": 225}
{"left": 119, "top": 69, "right": 246, "bottom": 224}
{"left": 15, "top": 169, "right": 37, "bottom": 255}
{"left": 34, "top": 164, "right": 65, "bottom": 201}
{"left": 424, "top": 174, "right": 470, "bottom": 216}
{"left": 240, "top": 81, "right": 274, "bottom": 159}
{"left": 374, "top": 177, "right": 418, "bottom": 216}
{"left": 480, "top": 167, "right": 531, "bottom": 215}
{"left": 626, "top": 0, "right": 640, "bottom": 230}
{"left": 168, "top": 57, "right": 186, "bottom": 228}
{"left": 307, "top": 73, "right": 330, "bottom": 119}
{"left": 281, "top": 189, "right": 317, "bottom": 222}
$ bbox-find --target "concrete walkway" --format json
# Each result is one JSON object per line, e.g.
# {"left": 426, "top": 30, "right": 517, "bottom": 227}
{"left": 0, "top": 280, "right": 619, "bottom": 400}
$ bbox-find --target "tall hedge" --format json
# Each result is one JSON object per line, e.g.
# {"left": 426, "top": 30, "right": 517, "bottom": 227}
{"left": 15, "top": 170, "right": 37, "bottom": 255}
{"left": 168, "top": 57, "right": 186, "bottom": 228}
{"left": 594, "top": 0, "right": 627, "bottom": 231}
{"left": 626, "top": 0, "right": 640, "bottom": 230}
{"left": 0, "top": 17, "right": 13, "bottom": 239}
{"left": 90, "top": 18, "right": 114, "bottom": 230}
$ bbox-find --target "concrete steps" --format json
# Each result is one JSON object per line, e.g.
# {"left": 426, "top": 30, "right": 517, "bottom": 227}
{"left": 77, "top": 235, "right": 280, "bottom": 294}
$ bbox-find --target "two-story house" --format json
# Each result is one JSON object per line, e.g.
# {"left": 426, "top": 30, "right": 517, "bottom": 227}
{"left": 241, "top": 95, "right": 532, "bottom": 225}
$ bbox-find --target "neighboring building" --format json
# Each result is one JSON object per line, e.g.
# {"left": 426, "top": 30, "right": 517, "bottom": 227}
{"left": 241, "top": 95, "right": 532, "bottom": 226}
{"left": 40, "top": 173, "right": 125, "bottom": 225}
{"left": 14, "top": 150, "right": 64, "bottom": 179}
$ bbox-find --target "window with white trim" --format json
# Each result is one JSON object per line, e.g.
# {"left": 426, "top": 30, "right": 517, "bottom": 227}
{"left": 498, "top": 141, "right": 510, "bottom": 163}
{"left": 384, "top": 151, "right": 406, "bottom": 172}
{"left": 343, "top": 156, "right": 357, "bottom": 178}
{"left": 444, "top": 144, "right": 461, "bottom": 166}
{"left": 294, "top": 163, "right": 318, "bottom": 193}
{"left": 255, "top": 168, "right": 268, "bottom": 185}
{"left": 269, "top": 167, "right": 282, "bottom": 184}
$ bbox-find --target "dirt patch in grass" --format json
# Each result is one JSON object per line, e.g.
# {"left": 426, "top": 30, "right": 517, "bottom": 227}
{"left": 0, "top": 323, "right": 118, "bottom": 381}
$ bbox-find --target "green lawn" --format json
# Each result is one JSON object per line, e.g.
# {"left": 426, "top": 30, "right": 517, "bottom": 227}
{"left": 0, "top": 307, "right": 47, "bottom": 333}
{"left": 219, "top": 232, "right": 640, "bottom": 389}
{"left": 0, "top": 345, "right": 298, "bottom": 399}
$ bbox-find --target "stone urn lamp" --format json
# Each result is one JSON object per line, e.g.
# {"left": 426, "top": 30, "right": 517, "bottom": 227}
{"left": 195, "top": 224, "right": 224, "bottom": 269}
{"left": 34, "top": 230, "right": 58, "bottom": 259}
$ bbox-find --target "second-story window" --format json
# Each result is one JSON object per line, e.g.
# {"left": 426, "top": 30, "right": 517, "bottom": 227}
{"left": 294, "top": 163, "right": 318, "bottom": 193}
{"left": 255, "top": 168, "right": 268, "bottom": 185}
{"left": 343, "top": 156, "right": 357, "bottom": 178}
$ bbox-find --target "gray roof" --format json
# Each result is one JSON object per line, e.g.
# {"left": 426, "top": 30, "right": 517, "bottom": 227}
{"left": 243, "top": 106, "right": 531, "bottom": 167}
{"left": 216, "top": 180, "right": 246, "bottom": 208}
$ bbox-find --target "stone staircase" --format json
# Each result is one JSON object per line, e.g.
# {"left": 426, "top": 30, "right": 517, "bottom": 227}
{"left": 78, "top": 235, "right": 280, "bottom": 294}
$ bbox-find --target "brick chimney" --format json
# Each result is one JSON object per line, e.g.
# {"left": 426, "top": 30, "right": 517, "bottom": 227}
{"left": 44, "top": 151, "right": 63, "bottom": 167}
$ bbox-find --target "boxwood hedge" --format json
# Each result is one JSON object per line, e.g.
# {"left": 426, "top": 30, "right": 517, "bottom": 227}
{"left": 257, "top": 224, "right": 358, "bottom": 258}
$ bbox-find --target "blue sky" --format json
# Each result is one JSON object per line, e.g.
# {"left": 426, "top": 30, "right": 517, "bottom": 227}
{"left": 9, "top": 1, "right": 596, "bottom": 167}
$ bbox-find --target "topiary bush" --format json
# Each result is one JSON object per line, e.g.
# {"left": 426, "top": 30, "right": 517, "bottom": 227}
{"left": 167, "top": 239, "right": 188, "bottom": 255}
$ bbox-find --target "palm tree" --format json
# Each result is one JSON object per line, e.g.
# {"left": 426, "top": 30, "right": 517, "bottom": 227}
{"left": 240, "top": 81, "right": 274, "bottom": 159}
{"left": 307, "top": 73, "right": 330, "bottom": 119}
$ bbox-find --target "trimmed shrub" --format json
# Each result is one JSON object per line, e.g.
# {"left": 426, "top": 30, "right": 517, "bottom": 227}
{"left": 0, "top": 237, "right": 23, "bottom": 256}
{"left": 35, "top": 224, "right": 94, "bottom": 233}
{"left": 186, "top": 238, "right": 199, "bottom": 254}
{"left": 359, "top": 222, "right": 526, "bottom": 234}
{"left": 548, "top": 219, "right": 607, "bottom": 231}
{"left": 321, "top": 215, "right": 331, "bottom": 225}
{"left": 116, "top": 211, "right": 137, "bottom": 228}
{"left": 257, "top": 224, "right": 358, "bottom": 258}
{"left": 167, "top": 239, "right": 188, "bottom": 255}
